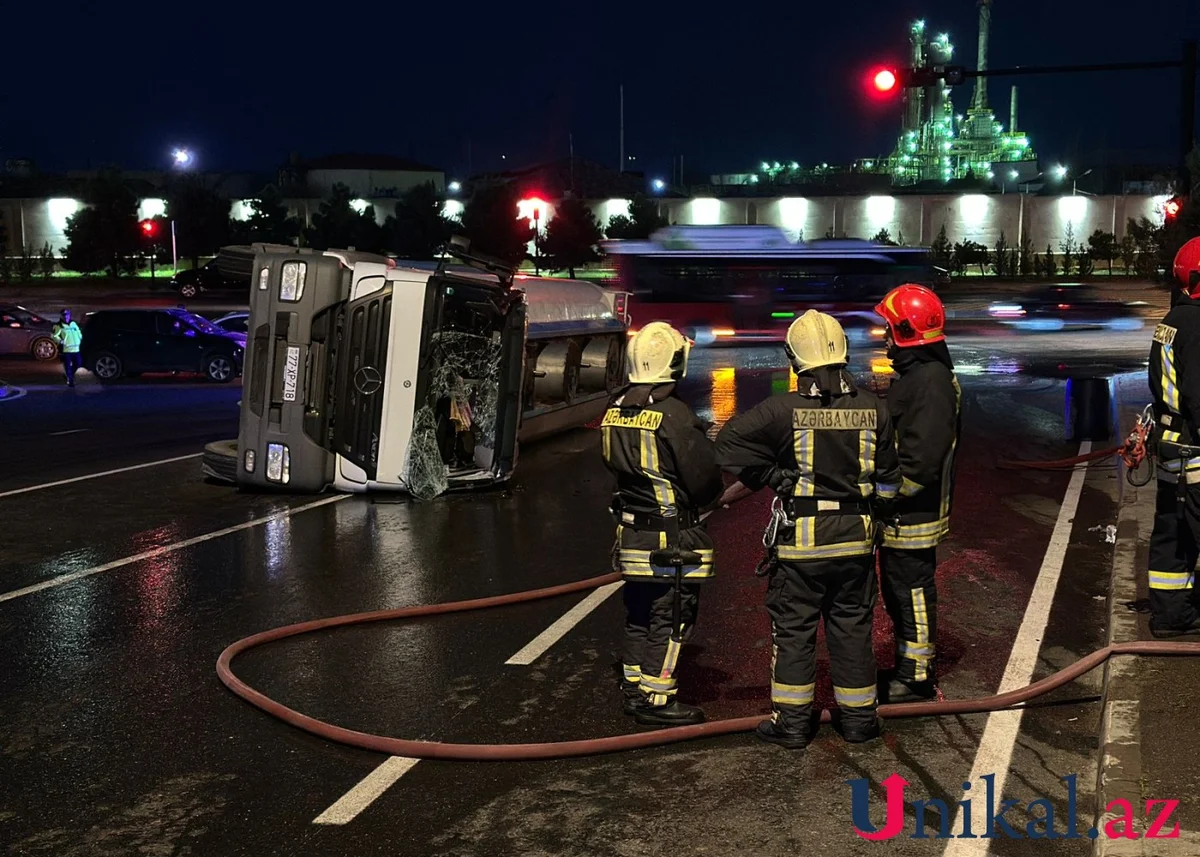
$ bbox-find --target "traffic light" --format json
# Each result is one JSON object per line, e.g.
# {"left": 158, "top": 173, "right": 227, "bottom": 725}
{"left": 140, "top": 219, "right": 158, "bottom": 239}
{"left": 1165, "top": 197, "right": 1183, "bottom": 223}
{"left": 868, "top": 64, "right": 969, "bottom": 95}
{"left": 873, "top": 68, "right": 898, "bottom": 93}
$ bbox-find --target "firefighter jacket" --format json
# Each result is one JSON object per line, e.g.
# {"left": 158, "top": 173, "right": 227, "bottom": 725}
{"left": 601, "top": 383, "right": 724, "bottom": 582}
{"left": 1150, "top": 295, "right": 1200, "bottom": 482}
{"left": 884, "top": 342, "right": 962, "bottom": 550}
{"left": 714, "top": 367, "right": 902, "bottom": 562}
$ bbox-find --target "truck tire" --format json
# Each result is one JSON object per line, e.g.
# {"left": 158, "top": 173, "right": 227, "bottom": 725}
{"left": 202, "top": 439, "right": 239, "bottom": 484}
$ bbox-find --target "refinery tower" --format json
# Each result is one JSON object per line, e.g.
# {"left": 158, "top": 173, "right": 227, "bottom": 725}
{"left": 889, "top": 0, "right": 1037, "bottom": 186}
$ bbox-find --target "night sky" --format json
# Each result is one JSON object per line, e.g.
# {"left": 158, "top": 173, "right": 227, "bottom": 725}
{"left": 6, "top": 0, "right": 1198, "bottom": 179}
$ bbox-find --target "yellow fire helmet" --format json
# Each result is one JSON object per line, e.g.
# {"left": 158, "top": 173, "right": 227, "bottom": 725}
{"left": 627, "top": 321, "right": 692, "bottom": 384}
{"left": 784, "top": 309, "right": 848, "bottom": 373}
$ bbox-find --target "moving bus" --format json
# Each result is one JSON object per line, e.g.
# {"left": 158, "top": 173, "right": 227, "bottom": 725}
{"left": 602, "top": 225, "right": 946, "bottom": 345}
{"left": 218, "top": 241, "right": 629, "bottom": 498}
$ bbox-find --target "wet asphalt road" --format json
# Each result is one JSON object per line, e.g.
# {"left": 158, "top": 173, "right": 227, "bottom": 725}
{"left": 0, "top": 312, "right": 1160, "bottom": 856}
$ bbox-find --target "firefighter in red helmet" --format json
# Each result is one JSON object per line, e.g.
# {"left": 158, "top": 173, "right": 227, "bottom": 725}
{"left": 873, "top": 284, "right": 962, "bottom": 703}
{"left": 1146, "top": 237, "right": 1200, "bottom": 637}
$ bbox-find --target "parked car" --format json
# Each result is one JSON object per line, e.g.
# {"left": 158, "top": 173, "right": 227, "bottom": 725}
{"left": 0, "top": 304, "right": 59, "bottom": 360}
{"left": 170, "top": 260, "right": 250, "bottom": 299}
{"left": 987, "top": 285, "right": 1145, "bottom": 332}
{"left": 81, "top": 308, "right": 244, "bottom": 382}
{"left": 211, "top": 311, "right": 249, "bottom": 334}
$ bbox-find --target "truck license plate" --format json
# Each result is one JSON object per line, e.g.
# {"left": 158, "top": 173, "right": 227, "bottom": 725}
{"left": 282, "top": 346, "right": 300, "bottom": 402}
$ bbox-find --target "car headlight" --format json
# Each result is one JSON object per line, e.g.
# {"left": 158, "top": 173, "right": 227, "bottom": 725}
{"left": 279, "top": 262, "right": 307, "bottom": 302}
{"left": 265, "top": 443, "right": 290, "bottom": 483}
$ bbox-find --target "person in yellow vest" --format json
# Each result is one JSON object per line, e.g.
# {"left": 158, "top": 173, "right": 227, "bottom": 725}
{"left": 51, "top": 309, "right": 83, "bottom": 387}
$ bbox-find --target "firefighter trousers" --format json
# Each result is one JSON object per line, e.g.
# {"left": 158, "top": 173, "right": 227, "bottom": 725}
{"left": 1148, "top": 479, "right": 1200, "bottom": 632}
{"left": 621, "top": 580, "right": 700, "bottom": 705}
{"left": 766, "top": 555, "right": 878, "bottom": 731}
{"left": 879, "top": 546, "right": 938, "bottom": 683}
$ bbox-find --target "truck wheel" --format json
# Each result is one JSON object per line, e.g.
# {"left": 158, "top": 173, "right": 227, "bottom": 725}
{"left": 201, "top": 439, "right": 238, "bottom": 484}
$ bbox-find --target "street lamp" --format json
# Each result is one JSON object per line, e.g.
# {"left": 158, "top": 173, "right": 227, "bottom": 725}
{"left": 1052, "top": 164, "right": 1068, "bottom": 181}
{"left": 448, "top": 181, "right": 461, "bottom": 193}
{"left": 1072, "top": 168, "right": 1094, "bottom": 196}
{"left": 652, "top": 178, "right": 666, "bottom": 192}
{"left": 172, "top": 148, "right": 194, "bottom": 169}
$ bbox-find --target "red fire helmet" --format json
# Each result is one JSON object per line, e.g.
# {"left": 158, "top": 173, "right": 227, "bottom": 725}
{"left": 875, "top": 283, "right": 946, "bottom": 347}
{"left": 1174, "top": 237, "right": 1200, "bottom": 296}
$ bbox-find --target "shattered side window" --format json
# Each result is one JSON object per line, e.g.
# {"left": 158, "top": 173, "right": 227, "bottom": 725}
{"left": 403, "top": 329, "right": 504, "bottom": 500}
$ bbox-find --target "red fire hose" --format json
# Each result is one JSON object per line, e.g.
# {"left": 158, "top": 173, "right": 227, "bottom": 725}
{"left": 217, "top": 571, "right": 1200, "bottom": 761}
{"left": 998, "top": 408, "right": 1155, "bottom": 483}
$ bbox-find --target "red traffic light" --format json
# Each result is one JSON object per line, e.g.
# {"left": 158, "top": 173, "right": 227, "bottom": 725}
{"left": 140, "top": 219, "right": 158, "bottom": 237}
{"left": 1165, "top": 198, "right": 1182, "bottom": 220}
{"left": 873, "top": 68, "right": 898, "bottom": 93}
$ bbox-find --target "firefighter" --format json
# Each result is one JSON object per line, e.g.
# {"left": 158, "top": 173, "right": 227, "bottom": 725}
{"left": 873, "top": 283, "right": 962, "bottom": 703}
{"left": 1147, "top": 237, "right": 1200, "bottom": 638}
{"left": 601, "top": 322, "right": 724, "bottom": 725}
{"left": 715, "top": 310, "right": 902, "bottom": 748}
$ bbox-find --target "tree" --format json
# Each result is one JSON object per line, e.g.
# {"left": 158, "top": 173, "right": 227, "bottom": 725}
{"left": 38, "top": 243, "right": 56, "bottom": 279}
{"left": 606, "top": 194, "right": 667, "bottom": 240}
{"left": 383, "top": 182, "right": 453, "bottom": 260}
{"left": 1077, "top": 249, "right": 1095, "bottom": 277}
{"left": 930, "top": 224, "right": 953, "bottom": 268}
{"left": 236, "top": 185, "right": 300, "bottom": 246}
{"left": 305, "top": 183, "right": 383, "bottom": 252}
{"left": 993, "top": 231, "right": 1010, "bottom": 277}
{"left": 541, "top": 197, "right": 604, "bottom": 278}
{"left": 167, "top": 177, "right": 233, "bottom": 267}
{"left": 63, "top": 169, "right": 140, "bottom": 277}
{"left": 0, "top": 207, "right": 7, "bottom": 256}
{"left": 1088, "top": 229, "right": 1118, "bottom": 275}
{"left": 1127, "top": 217, "right": 1163, "bottom": 277}
{"left": 1019, "top": 234, "right": 1035, "bottom": 277}
{"left": 1059, "top": 223, "right": 1077, "bottom": 277}
{"left": 1041, "top": 245, "right": 1058, "bottom": 279}
{"left": 1119, "top": 233, "right": 1138, "bottom": 275}
{"left": 953, "top": 240, "right": 990, "bottom": 275}
{"left": 460, "top": 184, "right": 534, "bottom": 266}
{"left": 871, "top": 228, "right": 898, "bottom": 246}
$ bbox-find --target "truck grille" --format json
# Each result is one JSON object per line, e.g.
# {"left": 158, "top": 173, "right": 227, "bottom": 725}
{"left": 331, "top": 289, "right": 393, "bottom": 478}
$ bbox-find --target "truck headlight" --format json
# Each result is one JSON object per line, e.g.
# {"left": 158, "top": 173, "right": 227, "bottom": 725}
{"left": 266, "top": 443, "right": 290, "bottom": 483}
{"left": 279, "top": 262, "right": 307, "bottom": 302}
{"left": 258, "top": 266, "right": 270, "bottom": 290}
{"left": 244, "top": 449, "right": 256, "bottom": 473}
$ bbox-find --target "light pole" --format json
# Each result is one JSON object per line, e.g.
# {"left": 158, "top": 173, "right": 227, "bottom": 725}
{"left": 1072, "top": 168, "right": 1094, "bottom": 195}
{"left": 532, "top": 207, "right": 541, "bottom": 276}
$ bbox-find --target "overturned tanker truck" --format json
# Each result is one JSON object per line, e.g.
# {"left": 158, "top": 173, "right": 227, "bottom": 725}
{"left": 201, "top": 239, "right": 631, "bottom": 499}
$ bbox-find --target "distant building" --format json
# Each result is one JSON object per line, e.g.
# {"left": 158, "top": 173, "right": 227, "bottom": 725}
{"left": 278, "top": 153, "right": 444, "bottom": 199}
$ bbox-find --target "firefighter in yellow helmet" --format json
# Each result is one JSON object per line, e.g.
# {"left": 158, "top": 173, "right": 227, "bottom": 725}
{"left": 601, "top": 322, "right": 724, "bottom": 725}
{"left": 715, "top": 311, "right": 901, "bottom": 748}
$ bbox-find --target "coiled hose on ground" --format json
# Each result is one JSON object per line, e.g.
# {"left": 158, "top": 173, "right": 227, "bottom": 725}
{"left": 217, "top": 570, "right": 1200, "bottom": 761}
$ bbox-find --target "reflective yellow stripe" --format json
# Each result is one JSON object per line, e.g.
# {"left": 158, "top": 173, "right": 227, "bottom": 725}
{"left": 640, "top": 429, "right": 676, "bottom": 510}
{"left": 771, "top": 681, "right": 816, "bottom": 706}
{"left": 857, "top": 429, "right": 876, "bottom": 498}
{"left": 901, "top": 640, "right": 935, "bottom": 658}
{"left": 777, "top": 538, "right": 874, "bottom": 560}
{"left": 1148, "top": 570, "right": 1194, "bottom": 591}
{"left": 618, "top": 549, "right": 715, "bottom": 561}
{"left": 912, "top": 588, "right": 931, "bottom": 681}
{"left": 793, "top": 428, "right": 815, "bottom": 497}
{"left": 622, "top": 664, "right": 642, "bottom": 682}
{"left": 899, "top": 476, "right": 923, "bottom": 497}
{"left": 877, "top": 482, "right": 899, "bottom": 499}
{"left": 1162, "top": 345, "right": 1181, "bottom": 411}
{"left": 602, "top": 426, "right": 611, "bottom": 461}
{"left": 1164, "top": 430, "right": 1183, "bottom": 443}
{"left": 834, "top": 685, "right": 877, "bottom": 708}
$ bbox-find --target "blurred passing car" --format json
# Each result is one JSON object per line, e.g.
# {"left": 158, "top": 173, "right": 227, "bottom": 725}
{"left": 81, "top": 308, "right": 244, "bottom": 382}
{"left": 0, "top": 304, "right": 58, "bottom": 359}
{"left": 170, "top": 259, "right": 250, "bottom": 299}
{"left": 987, "top": 285, "right": 1145, "bottom": 332}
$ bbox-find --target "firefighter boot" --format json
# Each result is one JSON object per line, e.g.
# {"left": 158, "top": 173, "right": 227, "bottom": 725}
{"left": 840, "top": 714, "right": 883, "bottom": 744}
{"left": 621, "top": 681, "right": 647, "bottom": 716}
{"left": 756, "top": 708, "right": 814, "bottom": 750}
{"left": 633, "top": 698, "right": 705, "bottom": 726}
{"left": 887, "top": 677, "right": 937, "bottom": 704}
{"left": 1150, "top": 618, "right": 1200, "bottom": 639}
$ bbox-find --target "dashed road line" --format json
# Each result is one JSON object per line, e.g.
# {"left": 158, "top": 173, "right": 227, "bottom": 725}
{"left": 0, "top": 453, "right": 203, "bottom": 500}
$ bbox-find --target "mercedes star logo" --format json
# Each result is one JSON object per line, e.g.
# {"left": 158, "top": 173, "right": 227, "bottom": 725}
{"left": 354, "top": 365, "right": 382, "bottom": 395}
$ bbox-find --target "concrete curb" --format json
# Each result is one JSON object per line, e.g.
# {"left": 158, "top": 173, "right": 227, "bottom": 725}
{"left": 1094, "top": 475, "right": 1151, "bottom": 856}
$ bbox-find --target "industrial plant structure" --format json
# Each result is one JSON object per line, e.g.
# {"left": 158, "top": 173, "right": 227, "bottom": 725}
{"left": 889, "top": 1, "right": 1038, "bottom": 185}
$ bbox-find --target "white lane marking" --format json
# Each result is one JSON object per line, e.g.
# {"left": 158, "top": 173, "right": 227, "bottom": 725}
{"left": 942, "top": 441, "right": 1091, "bottom": 854}
{"left": 0, "top": 495, "right": 347, "bottom": 604}
{"left": 315, "top": 578, "right": 624, "bottom": 823}
{"left": 506, "top": 581, "right": 625, "bottom": 665}
{"left": 49, "top": 429, "right": 90, "bottom": 436}
{"left": 0, "top": 453, "right": 202, "bottom": 500}
{"left": 313, "top": 757, "right": 421, "bottom": 825}
{"left": 0, "top": 384, "right": 28, "bottom": 402}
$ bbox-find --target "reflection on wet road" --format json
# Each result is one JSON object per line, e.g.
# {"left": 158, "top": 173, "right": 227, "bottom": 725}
{"left": 0, "top": 320, "right": 1146, "bottom": 857}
